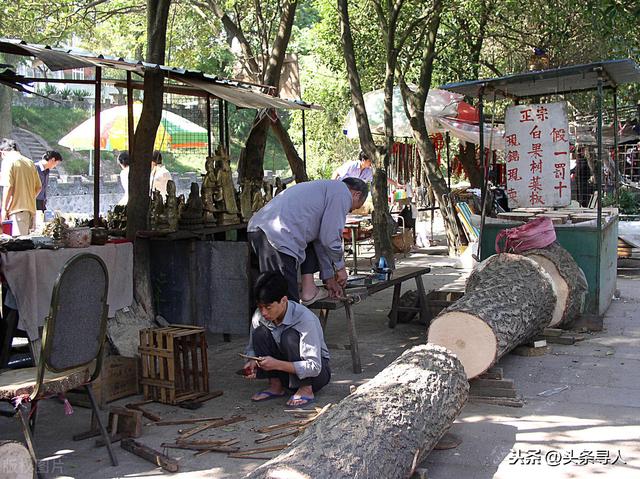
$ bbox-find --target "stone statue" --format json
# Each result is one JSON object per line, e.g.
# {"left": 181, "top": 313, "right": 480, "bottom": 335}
{"left": 251, "top": 182, "right": 265, "bottom": 212}
{"left": 239, "top": 179, "right": 253, "bottom": 222}
{"left": 165, "top": 180, "right": 179, "bottom": 231}
{"left": 263, "top": 181, "right": 273, "bottom": 203}
{"left": 149, "top": 189, "right": 169, "bottom": 231}
{"left": 214, "top": 147, "right": 240, "bottom": 225}
{"left": 201, "top": 156, "right": 219, "bottom": 224}
{"left": 179, "top": 182, "right": 204, "bottom": 229}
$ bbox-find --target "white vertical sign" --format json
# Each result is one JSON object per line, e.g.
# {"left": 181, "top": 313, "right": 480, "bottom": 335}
{"left": 504, "top": 102, "right": 571, "bottom": 208}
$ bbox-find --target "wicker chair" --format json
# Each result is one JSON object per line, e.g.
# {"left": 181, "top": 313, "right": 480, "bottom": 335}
{"left": 0, "top": 253, "right": 117, "bottom": 469}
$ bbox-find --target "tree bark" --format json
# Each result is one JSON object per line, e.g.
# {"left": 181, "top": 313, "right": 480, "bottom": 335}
{"left": 523, "top": 242, "right": 587, "bottom": 328}
{"left": 244, "top": 344, "right": 468, "bottom": 479}
{"left": 398, "top": 0, "right": 460, "bottom": 256}
{"left": 338, "top": 0, "right": 394, "bottom": 267}
{"left": 269, "top": 116, "right": 308, "bottom": 182}
{"left": 126, "top": 0, "right": 171, "bottom": 322}
{"left": 428, "top": 253, "right": 556, "bottom": 379}
{"left": 0, "top": 85, "right": 12, "bottom": 139}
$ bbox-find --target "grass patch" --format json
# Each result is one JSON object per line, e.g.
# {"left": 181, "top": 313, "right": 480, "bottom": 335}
{"left": 12, "top": 106, "right": 92, "bottom": 146}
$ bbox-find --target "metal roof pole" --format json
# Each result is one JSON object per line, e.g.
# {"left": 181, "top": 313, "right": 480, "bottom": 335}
{"left": 126, "top": 71, "right": 134, "bottom": 157}
{"left": 224, "top": 100, "right": 230, "bottom": 154}
{"left": 302, "top": 109, "right": 307, "bottom": 173}
{"left": 206, "top": 95, "right": 212, "bottom": 158}
{"left": 93, "top": 67, "right": 102, "bottom": 223}
{"left": 595, "top": 70, "right": 603, "bottom": 316}
{"left": 218, "top": 98, "right": 224, "bottom": 149}
{"left": 445, "top": 131, "right": 451, "bottom": 190}
{"left": 612, "top": 88, "right": 619, "bottom": 203}
{"left": 477, "top": 86, "right": 486, "bottom": 260}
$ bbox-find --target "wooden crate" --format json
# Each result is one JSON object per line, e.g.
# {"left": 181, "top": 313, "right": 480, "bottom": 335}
{"left": 69, "top": 355, "right": 140, "bottom": 409}
{"left": 138, "top": 325, "right": 209, "bottom": 404}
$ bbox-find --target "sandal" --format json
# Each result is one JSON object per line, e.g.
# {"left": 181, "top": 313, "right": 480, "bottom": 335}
{"left": 300, "top": 288, "right": 329, "bottom": 306}
{"left": 251, "top": 390, "right": 286, "bottom": 402}
{"left": 286, "top": 395, "right": 316, "bottom": 408}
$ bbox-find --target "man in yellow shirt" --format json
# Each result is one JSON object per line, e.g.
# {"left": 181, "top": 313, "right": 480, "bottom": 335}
{"left": 0, "top": 139, "right": 41, "bottom": 236}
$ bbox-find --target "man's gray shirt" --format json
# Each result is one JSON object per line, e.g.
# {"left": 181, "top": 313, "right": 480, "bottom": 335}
{"left": 248, "top": 180, "right": 351, "bottom": 280}
{"left": 245, "top": 301, "right": 330, "bottom": 379}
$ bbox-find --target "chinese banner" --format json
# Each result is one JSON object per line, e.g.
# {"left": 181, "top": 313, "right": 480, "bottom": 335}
{"left": 504, "top": 102, "right": 571, "bottom": 208}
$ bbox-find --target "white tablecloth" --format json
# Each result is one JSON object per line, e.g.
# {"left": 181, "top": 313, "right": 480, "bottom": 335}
{"left": 1, "top": 243, "right": 133, "bottom": 341}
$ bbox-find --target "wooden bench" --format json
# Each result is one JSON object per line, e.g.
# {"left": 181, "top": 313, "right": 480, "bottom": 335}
{"left": 307, "top": 266, "right": 431, "bottom": 373}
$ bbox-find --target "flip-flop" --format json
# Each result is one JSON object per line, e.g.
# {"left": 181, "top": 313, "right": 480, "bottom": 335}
{"left": 300, "top": 288, "right": 329, "bottom": 306}
{"left": 286, "top": 395, "right": 316, "bottom": 408}
{"left": 251, "top": 390, "right": 286, "bottom": 402}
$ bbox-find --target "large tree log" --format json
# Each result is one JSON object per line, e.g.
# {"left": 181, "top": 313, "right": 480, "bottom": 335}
{"left": 523, "top": 242, "right": 587, "bottom": 328}
{"left": 0, "top": 440, "right": 33, "bottom": 479}
{"left": 428, "top": 253, "right": 556, "bottom": 379}
{"left": 244, "top": 344, "right": 468, "bottom": 479}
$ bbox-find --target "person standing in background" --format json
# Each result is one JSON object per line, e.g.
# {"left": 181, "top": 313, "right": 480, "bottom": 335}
{"left": 0, "top": 138, "right": 41, "bottom": 236}
{"left": 35, "top": 150, "right": 63, "bottom": 211}
{"left": 117, "top": 151, "right": 130, "bottom": 206}
{"left": 150, "top": 150, "right": 172, "bottom": 199}
{"left": 332, "top": 151, "right": 374, "bottom": 183}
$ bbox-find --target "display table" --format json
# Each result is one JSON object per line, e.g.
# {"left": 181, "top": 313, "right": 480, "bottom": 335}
{"left": 1, "top": 242, "right": 134, "bottom": 342}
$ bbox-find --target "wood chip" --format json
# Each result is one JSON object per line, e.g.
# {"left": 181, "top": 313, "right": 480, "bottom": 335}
{"left": 152, "top": 416, "right": 224, "bottom": 426}
{"left": 178, "top": 416, "right": 246, "bottom": 440}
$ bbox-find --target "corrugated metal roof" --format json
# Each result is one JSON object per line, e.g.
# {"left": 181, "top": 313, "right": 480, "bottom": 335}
{"left": 0, "top": 38, "right": 321, "bottom": 111}
{"left": 440, "top": 59, "right": 640, "bottom": 99}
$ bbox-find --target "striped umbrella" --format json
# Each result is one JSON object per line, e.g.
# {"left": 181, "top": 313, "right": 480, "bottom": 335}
{"left": 59, "top": 103, "right": 208, "bottom": 151}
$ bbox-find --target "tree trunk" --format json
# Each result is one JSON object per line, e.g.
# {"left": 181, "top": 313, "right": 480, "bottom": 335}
{"left": 459, "top": 142, "right": 483, "bottom": 188}
{"left": 428, "top": 253, "right": 556, "bottom": 379}
{"left": 371, "top": 168, "right": 395, "bottom": 264}
{"left": 269, "top": 116, "right": 308, "bottom": 182}
{"left": 523, "top": 242, "right": 587, "bottom": 328}
{"left": 126, "top": 0, "right": 172, "bottom": 323}
{"left": 238, "top": 114, "right": 270, "bottom": 182}
{"left": 338, "top": 0, "right": 394, "bottom": 267}
{"left": 244, "top": 344, "right": 468, "bottom": 479}
{"left": 0, "top": 85, "right": 12, "bottom": 139}
{"left": 0, "top": 440, "right": 33, "bottom": 477}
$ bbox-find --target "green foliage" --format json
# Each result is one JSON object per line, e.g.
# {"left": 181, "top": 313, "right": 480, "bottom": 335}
{"left": 12, "top": 106, "right": 91, "bottom": 146}
{"left": 604, "top": 188, "right": 640, "bottom": 215}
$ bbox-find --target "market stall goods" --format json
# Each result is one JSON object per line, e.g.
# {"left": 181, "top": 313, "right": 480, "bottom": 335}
{"left": 428, "top": 253, "right": 556, "bottom": 379}
{"left": 244, "top": 344, "right": 468, "bottom": 479}
{"left": 523, "top": 241, "right": 587, "bottom": 328}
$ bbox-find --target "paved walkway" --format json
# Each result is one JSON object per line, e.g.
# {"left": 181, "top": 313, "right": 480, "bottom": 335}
{"left": 1, "top": 251, "right": 638, "bottom": 478}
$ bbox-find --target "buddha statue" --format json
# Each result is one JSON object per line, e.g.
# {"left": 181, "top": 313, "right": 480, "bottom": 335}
{"left": 165, "top": 180, "right": 179, "bottom": 231}
{"left": 179, "top": 182, "right": 204, "bottom": 229}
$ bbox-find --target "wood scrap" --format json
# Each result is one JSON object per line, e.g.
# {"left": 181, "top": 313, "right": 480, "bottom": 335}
{"left": 255, "top": 429, "right": 300, "bottom": 444}
{"left": 125, "top": 402, "right": 162, "bottom": 422}
{"left": 151, "top": 416, "right": 223, "bottom": 426}
{"left": 178, "top": 416, "right": 246, "bottom": 440}
{"left": 193, "top": 440, "right": 240, "bottom": 457}
{"left": 161, "top": 443, "right": 239, "bottom": 453}
{"left": 229, "top": 444, "right": 290, "bottom": 459}
{"left": 121, "top": 438, "right": 179, "bottom": 472}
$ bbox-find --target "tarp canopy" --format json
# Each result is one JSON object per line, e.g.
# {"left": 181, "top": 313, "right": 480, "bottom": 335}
{"left": 343, "top": 86, "right": 504, "bottom": 149}
{"left": 0, "top": 38, "right": 321, "bottom": 111}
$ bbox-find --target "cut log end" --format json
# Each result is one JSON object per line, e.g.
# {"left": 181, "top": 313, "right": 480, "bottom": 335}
{"left": 0, "top": 440, "right": 33, "bottom": 479}
{"left": 527, "top": 254, "right": 568, "bottom": 327}
{"left": 428, "top": 312, "right": 497, "bottom": 378}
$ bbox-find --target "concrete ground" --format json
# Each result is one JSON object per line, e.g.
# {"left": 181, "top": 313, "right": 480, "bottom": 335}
{"left": 2, "top": 235, "right": 639, "bottom": 478}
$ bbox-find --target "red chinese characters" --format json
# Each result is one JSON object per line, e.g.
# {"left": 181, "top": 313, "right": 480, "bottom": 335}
{"left": 550, "top": 127, "right": 568, "bottom": 143}
{"left": 554, "top": 163, "right": 566, "bottom": 180}
{"left": 554, "top": 181, "right": 567, "bottom": 197}
{"left": 520, "top": 109, "right": 534, "bottom": 122}
{"left": 507, "top": 168, "right": 522, "bottom": 181}
{"left": 530, "top": 159, "right": 543, "bottom": 174}
{"left": 507, "top": 150, "right": 520, "bottom": 163}
{"left": 528, "top": 143, "right": 543, "bottom": 158}
{"left": 506, "top": 134, "right": 520, "bottom": 147}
